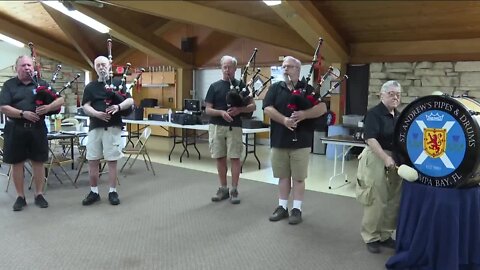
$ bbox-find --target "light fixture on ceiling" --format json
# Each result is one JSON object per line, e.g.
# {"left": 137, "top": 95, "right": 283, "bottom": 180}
{"left": 42, "top": 1, "right": 110, "bottom": 34}
{"left": 0, "top": 33, "right": 24, "bottom": 48}
{"left": 263, "top": 0, "right": 282, "bottom": 6}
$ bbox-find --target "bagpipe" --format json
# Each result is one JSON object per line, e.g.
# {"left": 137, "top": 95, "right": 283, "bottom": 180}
{"left": 286, "top": 38, "right": 348, "bottom": 133}
{"left": 225, "top": 48, "right": 262, "bottom": 119}
{"left": 103, "top": 38, "right": 137, "bottom": 117}
{"left": 28, "top": 43, "right": 81, "bottom": 116}
{"left": 287, "top": 38, "right": 349, "bottom": 111}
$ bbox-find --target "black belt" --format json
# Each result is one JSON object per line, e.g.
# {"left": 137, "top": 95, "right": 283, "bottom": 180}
{"left": 8, "top": 119, "right": 43, "bottom": 128}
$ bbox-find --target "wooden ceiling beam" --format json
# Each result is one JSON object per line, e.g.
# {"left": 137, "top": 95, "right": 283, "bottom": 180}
{"left": 351, "top": 38, "right": 480, "bottom": 63}
{"left": 195, "top": 32, "right": 236, "bottom": 67}
{"left": 74, "top": 4, "right": 192, "bottom": 68}
{"left": 41, "top": 3, "right": 95, "bottom": 69}
{"left": 153, "top": 21, "right": 182, "bottom": 37}
{"left": 0, "top": 16, "right": 90, "bottom": 70}
{"left": 270, "top": 0, "right": 349, "bottom": 63}
{"left": 108, "top": 1, "right": 313, "bottom": 55}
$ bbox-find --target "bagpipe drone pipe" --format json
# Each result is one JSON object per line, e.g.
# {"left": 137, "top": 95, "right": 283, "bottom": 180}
{"left": 28, "top": 43, "right": 63, "bottom": 116}
{"left": 103, "top": 39, "right": 133, "bottom": 117}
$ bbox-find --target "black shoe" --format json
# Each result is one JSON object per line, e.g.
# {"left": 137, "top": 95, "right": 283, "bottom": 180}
{"left": 82, "top": 191, "right": 100, "bottom": 206}
{"left": 34, "top": 194, "right": 49, "bottom": 208}
{"left": 108, "top": 192, "right": 120, "bottom": 205}
{"left": 269, "top": 206, "right": 289, "bottom": 222}
{"left": 288, "top": 208, "right": 303, "bottom": 225}
{"left": 12, "top": 196, "right": 27, "bottom": 211}
{"left": 366, "top": 241, "right": 381, "bottom": 253}
{"left": 380, "top": 238, "right": 396, "bottom": 249}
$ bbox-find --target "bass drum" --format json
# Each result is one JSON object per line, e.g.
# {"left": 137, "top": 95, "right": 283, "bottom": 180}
{"left": 394, "top": 95, "right": 480, "bottom": 188}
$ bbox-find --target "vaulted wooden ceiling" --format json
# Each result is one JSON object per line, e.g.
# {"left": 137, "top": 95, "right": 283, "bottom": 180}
{"left": 1, "top": 0, "right": 480, "bottom": 71}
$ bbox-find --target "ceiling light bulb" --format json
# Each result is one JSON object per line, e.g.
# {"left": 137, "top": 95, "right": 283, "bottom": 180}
{"left": 263, "top": 0, "right": 282, "bottom": 6}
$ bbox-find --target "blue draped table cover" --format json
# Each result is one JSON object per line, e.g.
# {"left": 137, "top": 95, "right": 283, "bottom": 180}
{"left": 386, "top": 181, "right": 480, "bottom": 270}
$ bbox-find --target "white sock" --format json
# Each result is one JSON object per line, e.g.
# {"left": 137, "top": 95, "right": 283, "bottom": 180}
{"left": 293, "top": 200, "right": 302, "bottom": 211}
{"left": 279, "top": 199, "right": 288, "bottom": 210}
{"left": 90, "top": 186, "right": 99, "bottom": 194}
{"left": 109, "top": 187, "right": 117, "bottom": 193}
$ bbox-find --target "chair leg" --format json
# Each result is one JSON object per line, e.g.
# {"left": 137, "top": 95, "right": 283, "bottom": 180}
{"left": 56, "top": 164, "right": 75, "bottom": 187}
{"left": 74, "top": 158, "right": 86, "bottom": 185}
{"left": 146, "top": 152, "right": 156, "bottom": 176}
{"left": 128, "top": 153, "right": 141, "bottom": 170}
{"left": 4, "top": 166, "right": 12, "bottom": 192}
{"left": 120, "top": 154, "right": 132, "bottom": 172}
{"left": 142, "top": 154, "right": 150, "bottom": 171}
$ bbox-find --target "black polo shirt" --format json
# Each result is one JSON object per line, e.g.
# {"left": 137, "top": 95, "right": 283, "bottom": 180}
{"left": 204, "top": 78, "right": 248, "bottom": 127}
{"left": 0, "top": 77, "right": 53, "bottom": 113}
{"left": 363, "top": 102, "right": 399, "bottom": 151}
{"left": 263, "top": 81, "right": 317, "bottom": 149}
{"left": 82, "top": 81, "right": 131, "bottom": 131}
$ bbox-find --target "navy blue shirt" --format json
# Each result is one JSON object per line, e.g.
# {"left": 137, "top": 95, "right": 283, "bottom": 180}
{"left": 204, "top": 79, "right": 248, "bottom": 127}
{"left": 0, "top": 77, "right": 54, "bottom": 113}
{"left": 363, "top": 102, "right": 399, "bottom": 151}
{"left": 263, "top": 81, "right": 317, "bottom": 149}
{"left": 82, "top": 81, "right": 131, "bottom": 131}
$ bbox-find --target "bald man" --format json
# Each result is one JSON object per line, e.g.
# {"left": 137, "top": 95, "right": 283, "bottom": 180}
{"left": 81, "top": 56, "right": 134, "bottom": 206}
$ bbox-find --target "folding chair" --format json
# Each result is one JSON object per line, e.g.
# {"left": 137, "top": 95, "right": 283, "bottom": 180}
{"left": 120, "top": 127, "right": 155, "bottom": 175}
{"left": 28, "top": 139, "right": 76, "bottom": 192}
{"left": 2, "top": 135, "right": 36, "bottom": 192}
{"left": 58, "top": 117, "right": 81, "bottom": 156}
{"left": 0, "top": 136, "right": 12, "bottom": 192}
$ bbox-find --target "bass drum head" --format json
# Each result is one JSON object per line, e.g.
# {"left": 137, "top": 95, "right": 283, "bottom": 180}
{"left": 394, "top": 95, "right": 480, "bottom": 188}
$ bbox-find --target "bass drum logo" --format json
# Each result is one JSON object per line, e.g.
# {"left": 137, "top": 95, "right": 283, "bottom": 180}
{"left": 394, "top": 95, "right": 480, "bottom": 187}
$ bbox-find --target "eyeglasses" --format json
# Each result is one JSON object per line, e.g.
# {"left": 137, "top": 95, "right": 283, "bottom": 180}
{"left": 282, "top": 65, "right": 298, "bottom": 69}
{"left": 385, "top": 91, "right": 401, "bottom": 98}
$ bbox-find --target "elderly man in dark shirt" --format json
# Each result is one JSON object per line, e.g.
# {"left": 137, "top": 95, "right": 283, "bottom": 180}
{"left": 0, "top": 55, "right": 64, "bottom": 211}
{"left": 356, "top": 80, "right": 403, "bottom": 253}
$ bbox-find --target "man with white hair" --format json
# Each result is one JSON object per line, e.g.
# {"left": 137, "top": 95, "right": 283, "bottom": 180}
{"left": 356, "top": 80, "right": 403, "bottom": 253}
{"left": 81, "top": 56, "right": 134, "bottom": 206}
{"left": 205, "top": 55, "right": 256, "bottom": 204}
{"left": 263, "top": 56, "right": 327, "bottom": 225}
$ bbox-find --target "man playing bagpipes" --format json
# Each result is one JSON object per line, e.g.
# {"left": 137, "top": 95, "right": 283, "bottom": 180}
{"left": 81, "top": 55, "right": 134, "bottom": 206}
{"left": 0, "top": 55, "right": 65, "bottom": 211}
{"left": 205, "top": 55, "right": 256, "bottom": 204}
{"left": 263, "top": 56, "right": 327, "bottom": 224}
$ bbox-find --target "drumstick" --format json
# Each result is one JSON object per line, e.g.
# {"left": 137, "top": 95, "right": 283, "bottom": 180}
{"left": 397, "top": 164, "right": 418, "bottom": 182}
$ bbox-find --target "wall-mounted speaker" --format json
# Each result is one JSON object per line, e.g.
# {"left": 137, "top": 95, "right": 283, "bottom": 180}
{"left": 181, "top": 37, "right": 196, "bottom": 52}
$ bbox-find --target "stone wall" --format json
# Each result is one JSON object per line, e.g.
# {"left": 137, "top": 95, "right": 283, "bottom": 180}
{"left": 0, "top": 56, "right": 85, "bottom": 115}
{"left": 368, "top": 61, "right": 480, "bottom": 111}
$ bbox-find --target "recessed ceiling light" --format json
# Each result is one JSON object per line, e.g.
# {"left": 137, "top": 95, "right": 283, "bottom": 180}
{"left": 42, "top": 1, "right": 110, "bottom": 34}
{"left": 263, "top": 1, "right": 282, "bottom": 7}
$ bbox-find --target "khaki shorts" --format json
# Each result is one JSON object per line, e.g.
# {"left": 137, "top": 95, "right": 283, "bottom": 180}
{"left": 208, "top": 124, "right": 243, "bottom": 159}
{"left": 86, "top": 127, "right": 124, "bottom": 161}
{"left": 271, "top": 147, "right": 310, "bottom": 180}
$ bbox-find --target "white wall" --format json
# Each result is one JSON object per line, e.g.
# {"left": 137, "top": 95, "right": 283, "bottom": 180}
{"left": 0, "top": 41, "right": 29, "bottom": 70}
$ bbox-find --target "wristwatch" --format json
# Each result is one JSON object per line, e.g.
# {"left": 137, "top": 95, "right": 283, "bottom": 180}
{"left": 20, "top": 110, "right": 24, "bottom": 118}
